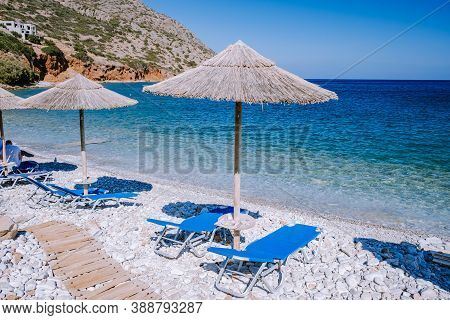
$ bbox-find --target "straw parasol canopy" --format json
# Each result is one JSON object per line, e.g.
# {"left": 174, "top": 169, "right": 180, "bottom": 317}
{"left": 20, "top": 73, "right": 138, "bottom": 110}
{"left": 143, "top": 40, "right": 337, "bottom": 104}
{"left": 0, "top": 87, "right": 24, "bottom": 110}
{"left": 20, "top": 74, "right": 138, "bottom": 193}
{"left": 0, "top": 88, "right": 25, "bottom": 175}
{"left": 143, "top": 40, "right": 338, "bottom": 248}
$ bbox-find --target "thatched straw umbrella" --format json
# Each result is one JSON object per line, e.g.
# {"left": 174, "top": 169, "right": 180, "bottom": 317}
{"left": 20, "top": 74, "right": 138, "bottom": 194}
{"left": 0, "top": 88, "right": 25, "bottom": 175}
{"left": 143, "top": 40, "right": 338, "bottom": 248}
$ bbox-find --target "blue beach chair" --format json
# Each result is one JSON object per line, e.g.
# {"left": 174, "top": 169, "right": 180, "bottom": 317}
{"left": 208, "top": 224, "right": 321, "bottom": 298}
{"left": 24, "top": 176, "right": 103, "bottom": 207}
{"left": 49, "top": 184, "right": 108, "bottom": 196}
{"left": 0, "top": 171, "right": 51, "bottom": 189}
{"left": 50, "top": 184, "right": 138, "bottom": 210}
{"left": 148, "top": 212, "right": 224, "bottom": 259}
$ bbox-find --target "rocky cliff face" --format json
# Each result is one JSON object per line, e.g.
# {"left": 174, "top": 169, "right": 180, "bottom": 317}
{"left": 0, "top": 0, "right": 213, "bottom": 83}
{"left": 33, "top": 52, "right": 166, "bottom": 83}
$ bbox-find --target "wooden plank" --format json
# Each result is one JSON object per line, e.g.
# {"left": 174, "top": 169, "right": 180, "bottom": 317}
{"left": 43, "top": 235, "right": 93, "bottom": 249}
{"left": 50, "top": 248, "right": 104, "bottom": 269}
{"left": 110, "top": 286, "right": 144, "bottom": 301}
{"left": 42, "top": 237, "right": 92, "bottom": 250}
{"left": 56, "top": 256, "right": 113, "bottom": 274}
{"left": 34, "top": 227, "right": 84, "bottom": 239}
{"left": 34, "top": 228, "right": 79, "bottom": 240}
{"left": 40, "top": 230, "right": 82, "bottom": 242}
{"left": 30, "top": 220, "right": 62, "bottom": 230}
{"left": 53, "top": 257, "right": 112, "bottom": 276}
{"left": 65, "top": 266, "right": 127, "bottom": 290}
{"left": 133, "top": 280, "right": 151, "bottom": 291}
{"left": 66, "top": 270, "right": 130, "bottom": 292}
{"left": 62, "top": 259, "right": 117, "bottom": 278}
{"left": 32, "top": 223, "right": 75, "bottom": 234}
{"left": 89, "top": 282, "right": 140, "bottom": 300}
{"left": 51, "top": 251, "right": 104, "bottom": 270}
{"left": 125, "top": 280, "right": 159, "bottom": 300}
{"left": 27, "top": 221, "right": 59, "bottom": 232}
{"left": 78, "top": 275, "right": 131, "bottom": 300}
{"left": 52, "top": 242, "right": 102, "bottom": 260}
{"left": 46, "top": 239, "right": 96, "bottom": 254}
{"left": 47, "top": 248, "right": 100, "bottom": 266}
{"left": 53, "top": 268, "right": 71, "bottom": 281}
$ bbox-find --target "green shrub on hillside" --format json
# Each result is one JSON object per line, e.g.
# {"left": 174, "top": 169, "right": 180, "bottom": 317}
{"left": 0, "top": 59, "right": 37, "bottom": 86}
{"left": 26, "top": 34, "right": 42, "bottom": 44}
{"left": 0, "top": 31, "right": 35, "bottom": 62}
{"left": 73, "top": 50, "right": 93, "bottom": 64}
{"left": 73, "top": 42, "right": 93, "bottom": 64}
{"left": 41, "top": 40, "right": 64, "bottom": 58}
{"left": 186, "top": 60, "right": 196, "bottom": 68}
{"left": 146, "top": 50, "right": 160, "bottom": 63}
{"left": 10, "top": 31, "right": 21, "bottom": 39}
{"left": 121, "top": 57, "right": 148, "bottom": 70}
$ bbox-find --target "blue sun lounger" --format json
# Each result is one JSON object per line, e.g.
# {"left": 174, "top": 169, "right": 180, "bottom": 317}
{"left": 208, "top": 224, "right": 321, "bottom": 298}
{"left": 148, "top": 212, "right": 224, "bottom": 259}
{"left": 24, "top": 176, "right": 106, "bottom": 207}
{"left": 0, "top": 171, "right": 51, "bottom": 189}
{"left": 49, "top": 184, "right": 138, "bottom": 210}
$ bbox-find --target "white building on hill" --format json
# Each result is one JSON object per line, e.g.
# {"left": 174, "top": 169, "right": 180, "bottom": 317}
{"left": 0, "top": 20, "right": 37, "bottom": 39}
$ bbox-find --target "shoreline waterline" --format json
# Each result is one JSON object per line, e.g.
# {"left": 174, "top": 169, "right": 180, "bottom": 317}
{"left": 22, "top": 146, "right": 450, "bottom": 241}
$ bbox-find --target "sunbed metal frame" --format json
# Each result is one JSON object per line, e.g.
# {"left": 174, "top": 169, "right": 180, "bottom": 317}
{"left": 50, "top": 184, "right": 138, "bottom": 211}
{"left": 0, "top": 171, "right": 51, "bottom": 189}
{"left": 214, "top": 257, "right": 285, "bottom": 298}
{"left": 25, "top": 177, "right": 136, "bottom": 211}
{"left": 25, "top": 177, "right": 76, "bottom": 208}
{"left": 153, "top": 224, "right": 218, "bottom": 259}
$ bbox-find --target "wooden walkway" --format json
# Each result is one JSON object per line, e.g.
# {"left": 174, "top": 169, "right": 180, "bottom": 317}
{"left": 27, "top": 221, "right": 160, "bottom": 300}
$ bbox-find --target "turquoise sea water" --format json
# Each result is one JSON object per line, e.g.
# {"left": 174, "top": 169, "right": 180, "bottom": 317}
{"left": 8, "top": 80, "right": 450, "bottom": 235}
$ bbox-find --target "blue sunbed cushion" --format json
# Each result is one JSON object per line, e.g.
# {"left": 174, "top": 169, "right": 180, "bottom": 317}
{"left": 21, "top": 175, "right": 53, "bottom": 192}
{"left": 82, "top": 192, "right": 138, "bottom": 200}
{"left": 208, "top": 224, "right": 320, "bottom": 263}
{"left": 51, "top": 185, "right": 109, "bottom": 197}
{"left": 147, "top": 212, "right": 222, "bottom": 233}
{"left": 180, "top": 212, "right": 222, "bottom": 233}
{"left": 48, "top": 184, "right": 107, "bottom": 196}
{"left": 147, "top": 218, "right": 181, "bottom": 228}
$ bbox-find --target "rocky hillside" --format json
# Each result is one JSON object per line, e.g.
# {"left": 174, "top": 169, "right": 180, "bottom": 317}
{"left": 0, "top": 0, "right": 213, "bottom": 84}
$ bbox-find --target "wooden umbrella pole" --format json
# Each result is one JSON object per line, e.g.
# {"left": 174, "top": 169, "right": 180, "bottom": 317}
{"left": 233, "top": 101, "right": 242, "bottom": 249}
{"left": 79, "top": 110, "right": 88, "bottom": 195}
{"left": 0, "top": 110, "right": 8, "bottom": 176}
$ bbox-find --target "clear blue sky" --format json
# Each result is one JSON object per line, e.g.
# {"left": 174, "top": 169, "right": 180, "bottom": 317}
{"left": 146, "top": 0, "right": 450, "bottom": 80}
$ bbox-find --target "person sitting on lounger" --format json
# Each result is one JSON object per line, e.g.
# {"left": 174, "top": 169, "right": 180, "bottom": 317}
{"left": 1, "top": 140, "right": 38, "bottom": 173}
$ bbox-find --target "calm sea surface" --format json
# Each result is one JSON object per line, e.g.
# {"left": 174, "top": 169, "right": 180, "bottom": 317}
{"left": 9, "top": 80, "right": 450, "bottom": 235}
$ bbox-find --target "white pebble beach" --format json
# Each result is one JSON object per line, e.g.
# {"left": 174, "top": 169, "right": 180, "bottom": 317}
{"left": 1, "top": 151, "right": 449, "bottom": 300}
